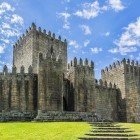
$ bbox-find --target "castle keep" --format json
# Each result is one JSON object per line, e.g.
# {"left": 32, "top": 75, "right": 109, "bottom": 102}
{"left": 0, "top": 23, "right": 140, "bottom": 122}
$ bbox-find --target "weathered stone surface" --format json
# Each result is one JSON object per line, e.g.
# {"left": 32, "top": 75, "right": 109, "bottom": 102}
{"left": 102, "top": 59, "right": 140, "bottom": 122}
{"left": 35, "top": 111, "right": 98, "bottom": 122}
{"left": 0, "top": 23, "right": 139, "bottom": 122}
{"left": 0, "top": 111, "right": 36, "bottom": 122}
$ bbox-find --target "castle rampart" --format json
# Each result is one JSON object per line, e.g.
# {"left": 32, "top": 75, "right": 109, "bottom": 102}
{"left": 0, "top": 65, "right": 37, "bottom": 113}
{"left": 0, "top": 23, "right": 140, "bottom": 122}
{"left": 94, "top": 79, "right": 119, "bottom": 121}
{"left": 102, "top": 58, "right": 140, "bottom": 122}
{"left": 67, "top": 57, "right": 95, "bottom": 112}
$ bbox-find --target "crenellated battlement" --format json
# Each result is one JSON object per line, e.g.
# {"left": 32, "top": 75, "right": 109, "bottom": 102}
{"left": 13, "top": 23, "right": 67, "bottom": 50}
{"left": 101, "top": 58, "right": 140, "bottom": 100}
{"left": 0, "top": 65, "right": 36, "bottom": 78}
{"left": 67, "top": 57, "right": 94, "bottom": 79}
{"left": 95, "top": 79, "right": 117, "bottom": 90}
{"left": 68, "top": 57, "right": 94, "bottom": 69}
{"left": 101, "top": 58, "right": 139, "bottom": 75}
{"left": 38, "top": 52, "right": 62, "bottom": 64}
{"left": 13, "top": 23, "right": 67, "bottom": 74}
{"left": 101, "top": 59, "right": 123, "bottom": 74}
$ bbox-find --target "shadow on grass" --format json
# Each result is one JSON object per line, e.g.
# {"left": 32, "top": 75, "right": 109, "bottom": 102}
{"left": 79, "top": 138, "right": 139, "bottom": 140}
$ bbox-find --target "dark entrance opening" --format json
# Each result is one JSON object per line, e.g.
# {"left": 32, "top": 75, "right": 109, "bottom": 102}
{"left": 63, "top": 97, "right": 67, "bottom": 111}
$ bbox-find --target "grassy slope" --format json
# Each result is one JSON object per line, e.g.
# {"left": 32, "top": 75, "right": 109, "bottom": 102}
{"left": 0, "top": 122, "right": 91, "bottom": 140}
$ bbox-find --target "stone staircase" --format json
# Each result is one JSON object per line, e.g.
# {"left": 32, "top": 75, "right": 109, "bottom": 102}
{"left": 79, "top": 122, "right": 139, "bottom": 140}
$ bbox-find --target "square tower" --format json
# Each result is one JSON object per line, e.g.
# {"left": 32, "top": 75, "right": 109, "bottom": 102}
{"left": 13, "top": 23, "right": 67, "bottom": 74}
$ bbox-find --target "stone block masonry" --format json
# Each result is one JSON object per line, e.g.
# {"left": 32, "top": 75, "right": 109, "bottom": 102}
{"left": 0, "top": 23, "right": 139, "bottom": 122}
{"left": 102, "top": 58, "right": 140, "bottom": 122}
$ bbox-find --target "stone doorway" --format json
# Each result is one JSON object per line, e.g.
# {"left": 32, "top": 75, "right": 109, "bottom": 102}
{"left": 63, "top": 97, "right": 67, "bottom": 111}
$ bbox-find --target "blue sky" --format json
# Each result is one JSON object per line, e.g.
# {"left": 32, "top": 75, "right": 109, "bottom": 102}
{"left": 0, "top": 0, "right": 140, "bottom": 78}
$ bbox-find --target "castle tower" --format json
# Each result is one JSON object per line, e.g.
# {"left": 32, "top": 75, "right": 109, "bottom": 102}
{"left": 102, "top": 59, "right": 140, "bottom": 122}
{"left": 67, "top": 58, "right": 95, "bottom": 112}
{"left": 38, "top": 51, "right": 64, "bottom": 112}
{"left": 101, "top": 59, "right": 127, "bottom": 99}
{"left": 125, "top": 60, "right": 140, "bottom": 122}
{"left": 13, "top": 23, "right": 67, "bottom": 74}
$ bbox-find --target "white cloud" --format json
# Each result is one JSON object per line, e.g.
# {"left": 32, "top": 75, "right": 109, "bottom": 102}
{"left": 61, "top": 0, "right": 70, "bottom": 4}
{"left": 0, "top": 60, "right": 12, "bottom": 70}
{"left": 0, "top": 2, "right": 15, "bottom": 15}
{"left": 1, "top": 38, "right": 10, "bottom": 44}
{"left": 109, "top": 17, "right": 140, "bottom": 55}
{"left": 0, "top": 44, "right": 5, "bottom": 54}
{"left": 82, "top": 51, "right": 86, "bottom": 54}
{"left": 108, "top": 0, "right": 125, "bottom": 12}
{"left": 69, "top": 40, "right": 81, "bottom": 48}
{"left": 91, "top": 47, "right": 102, "bottom": 54}
{"left": 129, "top": 54, "right": 134, "bottom": 60}
{"left": 63, "top": 0, "right": 70, "bottom": 3}
{"left": 80, "top": 25, "right": 92, "bottom": 35}
{"left": 11, "top": 14, "right": 24, "bottom": 26}
{"left": 58, "top": 12, "right": 71, "bottom": 29}
{"left": 74, "top": 1, "right": 106, "bottom": 20}
{"left": 105, "top": 32, "right": 110, "bottom": 36}
{"left": 74, "top": 0, "right": 125, "bottom": 20}
{"left": 136, "top": 53, "right": 140, "bottom": 61}
{"left": 108, "top": 48, "right": 119, "bottom": 53}
{"left": 84, "top": 40, "right": 90, "bottom": 47}
{"left": 0, "top": 2, "right": 24, "bottom": 54}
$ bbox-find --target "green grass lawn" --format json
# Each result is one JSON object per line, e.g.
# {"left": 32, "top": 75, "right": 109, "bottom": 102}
{"left": 120, "top": 123, "right": 140, "bottom": 138}
{"left": 0, "top": 122, "right": 140, "bottom": 140}
{"left": 0, "top": 122, "right": 91, "bottom": 140}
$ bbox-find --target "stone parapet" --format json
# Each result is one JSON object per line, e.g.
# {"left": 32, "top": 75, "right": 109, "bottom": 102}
{"left": 0, "top": 111, "right": 36, "bottom": 122}
{"left": 35, "top": 111, "right": 99, "bottom": 122}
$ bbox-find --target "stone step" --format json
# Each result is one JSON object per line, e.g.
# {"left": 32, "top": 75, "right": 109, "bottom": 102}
{"left": 90, "top": 122, "right": 114, "bottom": 125}
{"left": 90, "top": 125, "right": 120, "bottom": 128}
{"left": 79, "top": 138, "right": 139, "bottom": 140}
{"left": 85, "top": 133, "right": 137, "bottom": 137}
{"left": 96, "top": 127, "right": 129, "bottom": 130}
{"left": 92, "top": 130, "right": 133, "bottom": 133}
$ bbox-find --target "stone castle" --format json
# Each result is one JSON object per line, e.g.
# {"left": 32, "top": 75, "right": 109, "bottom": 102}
{"left": 0, "top": 23, "right": 140, "bottom": 122}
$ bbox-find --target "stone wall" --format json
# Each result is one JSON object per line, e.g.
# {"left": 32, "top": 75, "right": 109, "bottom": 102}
{"left": 94, "top": 80, "right": 119, "bottom": 121}
{"left": 2, "top": 23, "right": 140, "bottom": 122}
{"left": 38, "top": 52, "right": 64, "bottom": 112}
{"left": 102, "top": 59, "right": 140, "bottom": 122}
{"left": 13, "top": 23, "right": 67, "bottom": 74}
{"left": 0, "top": 65, "right": 37, "bottom": 114}
{"left": 125, "top": 60, "right": 140, "bottom": 122}
{"left": 35, "top": 111, "right": 98, "bottom": 122}
{"left": 67, "top": 58, "right": 95, "bottom": 112}
{"left": 101, "top": 60, "right": 126, "bottom": 99}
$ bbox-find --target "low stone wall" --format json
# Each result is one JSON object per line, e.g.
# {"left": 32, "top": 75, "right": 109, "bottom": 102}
{"left": 0, "top": 111, "right": 36, "bottom": 122}
{"left": 34, "top": 111, "right": 99, "bottom": 122}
